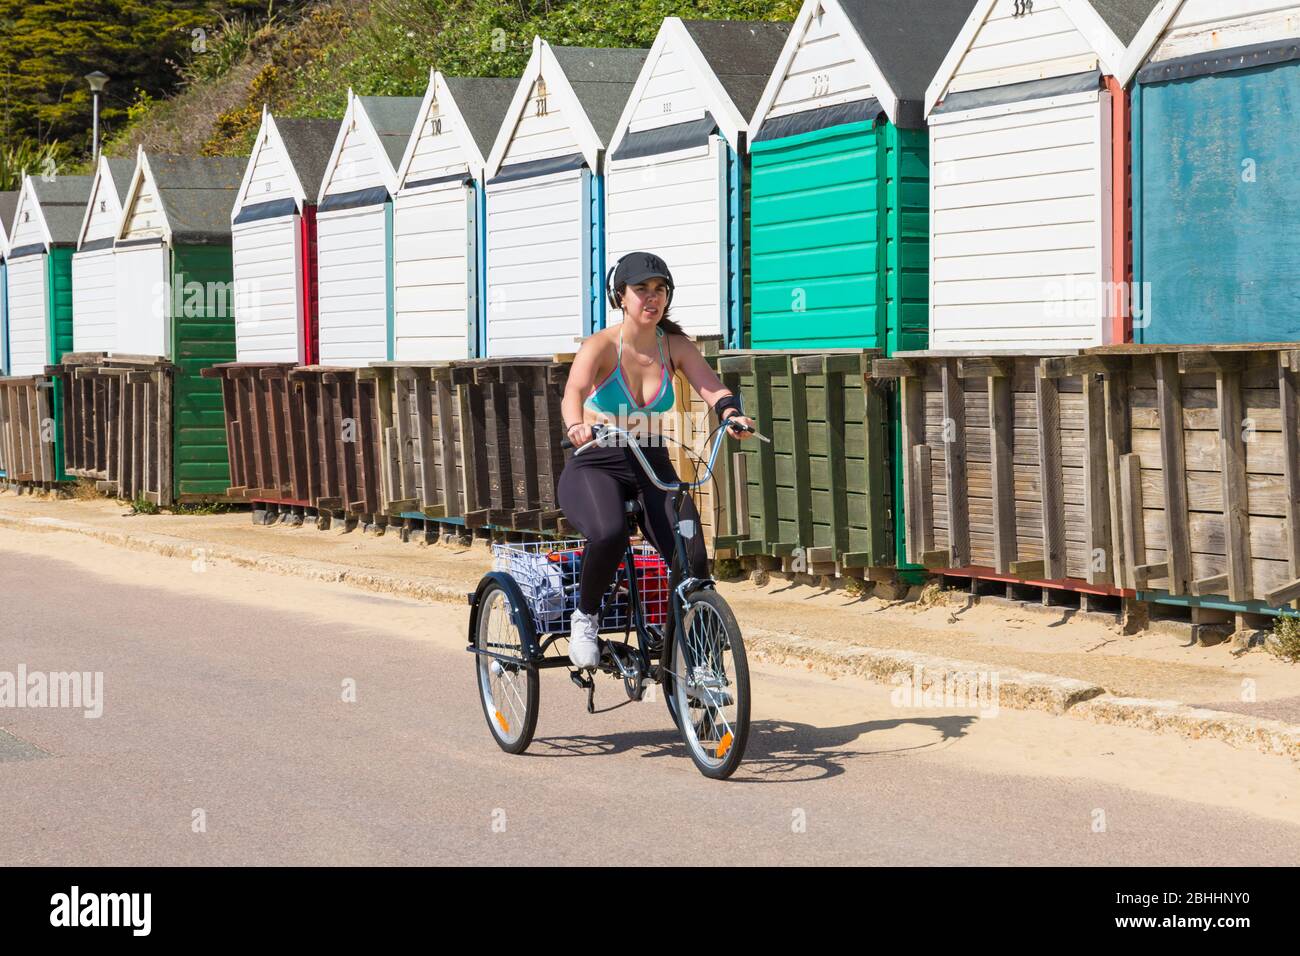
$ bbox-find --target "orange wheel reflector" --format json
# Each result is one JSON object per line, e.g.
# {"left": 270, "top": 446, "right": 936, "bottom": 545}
{"left": 495, "top": 711, "right": 510, "bottom": 734}
{"left": 716, "top": 731, "right": 733, "bottom": 759}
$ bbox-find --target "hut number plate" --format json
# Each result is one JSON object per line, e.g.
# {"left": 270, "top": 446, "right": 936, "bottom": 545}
{"left": 1011, "top": 0, "right": 1034, "bottom": 16}
{"left": 811, "top": 73, "right": 831, "bottom": 98}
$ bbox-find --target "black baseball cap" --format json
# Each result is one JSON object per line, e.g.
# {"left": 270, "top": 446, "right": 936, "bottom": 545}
{"left": 613, "top": 251, "right": 673, "bottom": 289}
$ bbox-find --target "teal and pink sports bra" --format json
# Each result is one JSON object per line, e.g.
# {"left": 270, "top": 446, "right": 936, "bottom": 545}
{"left": 584, "top": 325, "right": 676, "bottom": 416}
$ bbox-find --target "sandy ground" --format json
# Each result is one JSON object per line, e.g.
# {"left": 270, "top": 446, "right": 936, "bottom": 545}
{"left": 3, "top": 489, "right": 1300, "bottom": 719}
{"left": 1, "top": 516, "right": 1298, "bottom": 853}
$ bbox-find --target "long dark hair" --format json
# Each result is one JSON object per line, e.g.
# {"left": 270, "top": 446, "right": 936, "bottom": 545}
{"left": 655, "top": 313, "right": 687, "bottom": 338}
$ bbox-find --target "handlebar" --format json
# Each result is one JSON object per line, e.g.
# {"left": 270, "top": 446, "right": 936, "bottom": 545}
{"left": 560, "top": 419, "right": 769, "bottom": 493}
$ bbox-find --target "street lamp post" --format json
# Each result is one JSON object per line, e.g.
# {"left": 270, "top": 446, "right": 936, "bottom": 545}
{"left": 85, "top": 71, "right": 110, "bottom": 165}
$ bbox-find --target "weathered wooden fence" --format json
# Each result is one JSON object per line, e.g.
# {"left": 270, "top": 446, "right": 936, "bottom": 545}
{"left": 286, "top": 366, "right": 384, "bottom": 518}
{"left": 875, "top": 350, "right": 1125, "bottom": 594}
{"left": 202, "top": 363, "right": 309, "bottom": 505}
{"left": 879, "top": 344, "right": 1300, "bottom": 610}
{"left": 455, "top": 359, "right": 570, "bottom": 530}
{"left": 1084, "top": 345, "right": 1300, "bottom": 610}
{"left": 49, "top": 354, "right": 173, "bottom": 504}
{"left": 362, "top": 362, "right": 466, "bottom": 522}
{"left": 710, "top": 349, "right": 893, "bottom": 579}
{"left": 0, "top": 374, "right": 60, "bottom": 485}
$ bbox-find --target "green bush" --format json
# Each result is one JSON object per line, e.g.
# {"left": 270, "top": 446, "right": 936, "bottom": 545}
{"left": 129, "top": 495, "right": 161, "bottom": 516}
{"left": 283, "top": 0, "right": 800, "bottom": 116}
{"left": 167, "top": 502, "right": 237, "bottom": 515}
{"left": 713, "top": 557, "right": 742, "bottom": 580}
{"left": 1267, "top": 616, "right": 1300, "bottom": 663}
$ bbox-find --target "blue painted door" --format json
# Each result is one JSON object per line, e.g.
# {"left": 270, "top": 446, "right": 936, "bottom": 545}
{"left": 1134, "top": 59, "right": 1300, "bottom": 343}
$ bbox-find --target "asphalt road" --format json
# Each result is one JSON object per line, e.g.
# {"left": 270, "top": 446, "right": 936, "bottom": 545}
{"left": 2, "top": 538, "right": 1299, "bottom": 866}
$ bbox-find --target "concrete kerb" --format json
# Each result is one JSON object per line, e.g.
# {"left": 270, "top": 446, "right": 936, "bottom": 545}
{"left": 1069, "top": 697, "right": 1300, "bottom": 761}
{"left": 745, "top": 627, "right": 1103, "bottom": 715}
{"left": 0, "top": 513, "right": 470, "bottom": 605}
{"left": 3, "top": 510, "right": 1299, "bottom": 765}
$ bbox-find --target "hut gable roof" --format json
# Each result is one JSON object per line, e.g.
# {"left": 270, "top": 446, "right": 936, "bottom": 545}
{"left": 318, "top": 92, "right": 422, "bottom": 201}
{"left": 105, "top": 158, "right": 135, "bottom": 204}
{"left": 1087, "top": 0, "right": 1164, "bottom": 46}
{"left": 276, "top": 117, "right": 343, "bottom": 202}
{"left": 551, "top": 45, "right": 648, "bottom": 146}
{"left": 1114, "top": 0, "right": 1294, "bottom": 81}
{"left": 119, "top": 150, "right": 246, "bottom": 244}
{"left": 682, "top": 19, "right": 794, "bottom": 122}
{"left": 0, "top": 190, "right": 20, "bottom": 255}
{"left": 840, "top": 0, "right": 981, "bottom": 109}
{"left": 442, "top": 76, "right": 519, "bottom": 160}
{"left": 233, "top": 111, "right": 340, "bottom": 215}
{"left": 485, "top": 37, "right": 648, "bottom": 177}
{"left": 76, "top": 155, "right": 136, "bottom": 249}
{"left": 10, "top": 174, "right": 94, "bottom": 249}
{"left": 749, "top": 0, "right": 978, "bottom": 134}
{"left": 397, "top": 73, "right": 518, "bottom": 186}
{"left": 358, "top": 95, "right": 424, "bottom": 170}
{"left": 926, "top": 0, "right": 1168, "bottom": 113}
{"left": 608, "top": 18, "right": 792, "bottom": 155}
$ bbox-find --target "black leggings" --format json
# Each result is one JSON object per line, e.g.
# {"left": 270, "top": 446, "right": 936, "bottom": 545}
{"left": 556, "top": 442, "right": 709, "bottom": 615}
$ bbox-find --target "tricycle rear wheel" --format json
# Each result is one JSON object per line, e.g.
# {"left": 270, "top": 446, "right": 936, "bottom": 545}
{"left": 474, "top": 580, "right": 539, "bottom": 754}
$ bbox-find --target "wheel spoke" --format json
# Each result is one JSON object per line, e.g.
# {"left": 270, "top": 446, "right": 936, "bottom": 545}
{"left": 479, "top": 590, "right": 530, "bottom": 744}
{"left": 673, "top": 596, "right": 743, "bottom": 767}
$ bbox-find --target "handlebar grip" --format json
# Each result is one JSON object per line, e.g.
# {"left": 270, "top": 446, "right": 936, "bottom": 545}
{"left": 562, "top": 423, "right": 606, "bottom": 452}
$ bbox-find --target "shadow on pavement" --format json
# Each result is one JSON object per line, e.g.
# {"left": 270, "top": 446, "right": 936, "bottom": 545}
{"left": 528, "top": 714, "right": 978, "bottom": 782}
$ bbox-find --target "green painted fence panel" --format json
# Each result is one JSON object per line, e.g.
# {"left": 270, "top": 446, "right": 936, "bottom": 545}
{"left": 749, "top": 117, "right": 933, "bottom": 576}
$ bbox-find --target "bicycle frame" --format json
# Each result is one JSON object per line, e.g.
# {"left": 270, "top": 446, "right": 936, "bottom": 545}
{"left": 564, "top": 421, "right": 737, "bottom": 682}
{"left": 571, "top": 419, "right": 742, "bottom": 495}
{"left": 470, "top": 420, "right": 756, "bottom": 677}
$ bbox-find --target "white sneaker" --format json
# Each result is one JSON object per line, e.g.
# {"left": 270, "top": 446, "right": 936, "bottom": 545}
{"left": 568, "top": 608, "right": 601, "bottom": 669}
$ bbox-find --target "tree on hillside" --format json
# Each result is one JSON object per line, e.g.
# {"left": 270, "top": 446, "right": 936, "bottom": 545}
{"left": 0, "top": 0, "right": 272, "bottom": 157}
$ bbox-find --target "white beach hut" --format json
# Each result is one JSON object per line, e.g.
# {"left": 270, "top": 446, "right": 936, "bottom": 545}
{"left": 230, "top": 110, "right": 340, "bottom": 363}
{"left": 924, "top": 0, "right": 1166, "bottom": 350}
{"left": 71, "top": 155, "right": 135, "bottom": 353}
{"left": 482, "top": 38, "right": 648, "bottom": 357}
{"left": 604, "top": 18, "right": 791, "bottom": 345}
{"left": 314, "top": 91, "right": 423, "bottom": 367}
{"left": 0, "top": 190, "right": 19, "bottom": 374}
{"left": 392, "top": 72, "right": 516, "bottom": 360}
{"left": 5, "top": 173, "right": 92, "bottom": 375}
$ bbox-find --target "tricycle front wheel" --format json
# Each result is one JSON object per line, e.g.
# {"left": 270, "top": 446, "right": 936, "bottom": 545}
{"left": 474, "top": 581, "right": 539, "bottom": 754}
{"left": 670, "top": 589, "right": 750, "bottom": 780}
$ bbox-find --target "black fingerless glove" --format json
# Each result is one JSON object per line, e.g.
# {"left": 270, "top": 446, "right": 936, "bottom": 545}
{"left": 713, "top": 393, "right": 744, "bottom": 422}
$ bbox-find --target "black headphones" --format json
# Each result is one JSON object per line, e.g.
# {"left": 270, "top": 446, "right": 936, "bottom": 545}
{"left": 605, "top": 261, "right": 624, "bottom": 311}
{"left": 606, "top": 252, "right": 675, "bottom": 311}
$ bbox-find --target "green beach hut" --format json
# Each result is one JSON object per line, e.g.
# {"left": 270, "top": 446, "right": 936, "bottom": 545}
{"left": 744, "top": 0, "right": 976, "bottom": 354}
